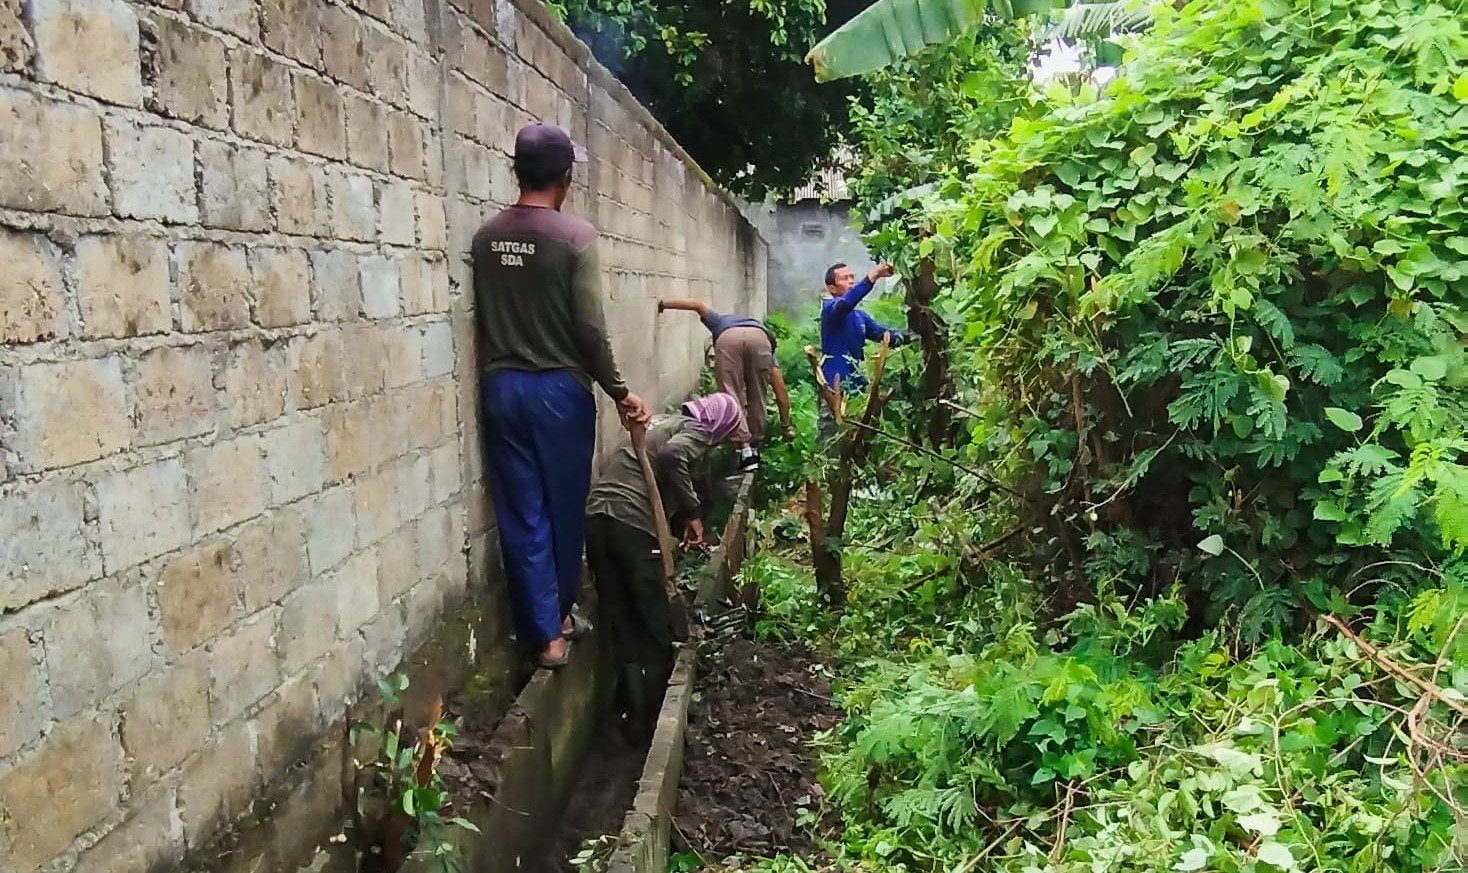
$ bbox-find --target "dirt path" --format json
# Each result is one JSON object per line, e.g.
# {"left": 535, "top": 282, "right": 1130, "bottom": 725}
{"left": 675, "top": 637, "right": 841, "bottom": 861}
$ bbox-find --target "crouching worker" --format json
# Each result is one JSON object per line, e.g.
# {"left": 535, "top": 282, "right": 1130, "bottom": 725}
{"left": 657, "top": 298, "right": 794, "bottom": 471}
{"left": 584, "top": 393, "right": 746, "bottom": 736}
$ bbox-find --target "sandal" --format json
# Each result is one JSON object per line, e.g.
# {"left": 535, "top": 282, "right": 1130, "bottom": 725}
{"left": 564, "top": 613, "right": 594, "bottom": 640}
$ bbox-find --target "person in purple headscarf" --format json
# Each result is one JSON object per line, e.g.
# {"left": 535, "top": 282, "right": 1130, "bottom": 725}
{"left": 584, "top": 392, "right": 745, "bottom": 734}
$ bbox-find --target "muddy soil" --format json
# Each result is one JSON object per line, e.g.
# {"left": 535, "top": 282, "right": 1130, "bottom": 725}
{"left": 675, "top": 637, "right": 841, "bottom": 861}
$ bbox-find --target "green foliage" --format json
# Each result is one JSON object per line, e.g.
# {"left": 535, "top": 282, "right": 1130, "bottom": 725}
{"left": 350, "top": 674, "right": 478, "bottom": 873}
{"left": 545, "top": 0, "right": 871, "bottom": 198}
{"left": 805, "top": 0, "right": 1075, "bottom": 81}
{"left": 854, "top": 0, "right": 1468, "bottom": 637}
{"left": 721, "top": 1, "right": 1468, "bottom": 872}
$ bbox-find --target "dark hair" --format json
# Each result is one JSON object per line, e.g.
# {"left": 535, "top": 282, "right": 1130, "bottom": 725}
{"left": 824, "top": 262, "right": 848, "bottom": 287}
{"left": 514, "top": 159, "right": 571, "bottom": 192}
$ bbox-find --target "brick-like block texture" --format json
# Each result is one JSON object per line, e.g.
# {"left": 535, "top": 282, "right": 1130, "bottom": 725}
{"left": 0, "top": 0, "right": 767, "bottom": 870}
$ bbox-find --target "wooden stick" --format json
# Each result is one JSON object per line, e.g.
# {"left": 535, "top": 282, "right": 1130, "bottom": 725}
{"left": 1321, "top": 614, "right": 1468, "bottom": 717}
{"left": 631, "top": 423, "right": 691, "bottom": 641}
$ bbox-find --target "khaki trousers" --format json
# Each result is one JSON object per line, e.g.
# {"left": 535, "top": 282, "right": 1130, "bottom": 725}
{"left": 712, "top": 326, "right": 774, "bottom": 444}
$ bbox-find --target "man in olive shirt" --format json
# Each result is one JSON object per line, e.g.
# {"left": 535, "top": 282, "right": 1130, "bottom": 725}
{"left": 473, "top": 123, "right": 651, "bottom": 669}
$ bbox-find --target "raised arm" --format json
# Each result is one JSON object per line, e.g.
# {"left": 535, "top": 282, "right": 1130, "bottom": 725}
{"left": 827, "top": 263, "right": 895, "bottom": 318}
{"left": 657, "top": 298, "right": 712, "bottom": 318}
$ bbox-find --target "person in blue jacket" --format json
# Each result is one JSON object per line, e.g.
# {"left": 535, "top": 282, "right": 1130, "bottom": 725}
{"left": 819, "top": 261, "right": 905, "bottom": 395}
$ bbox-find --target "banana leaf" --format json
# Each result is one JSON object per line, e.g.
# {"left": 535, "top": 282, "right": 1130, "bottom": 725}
{"left": 805, "top": 0, "right": 1073, "bottom": 82}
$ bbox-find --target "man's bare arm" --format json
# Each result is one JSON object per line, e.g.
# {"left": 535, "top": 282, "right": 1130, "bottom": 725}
{"left": 770, "top": 366, "right": 794, "bottom": 438}
{"left": 657, "top": 298, "right": 711, "bottom": 318}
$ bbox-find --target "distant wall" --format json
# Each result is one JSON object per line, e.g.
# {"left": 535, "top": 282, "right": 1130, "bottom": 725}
{"left": 744, "top": 199, "right": 888, "bottom": 317}
{"left": 0, "top": 0, "right": 765, "bottom": 869}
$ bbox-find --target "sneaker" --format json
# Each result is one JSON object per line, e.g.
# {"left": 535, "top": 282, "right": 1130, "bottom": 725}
{"left": 737, "top": 447, "right": 760, "bottom": 471}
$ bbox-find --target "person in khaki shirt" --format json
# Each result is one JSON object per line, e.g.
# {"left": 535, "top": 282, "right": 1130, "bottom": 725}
{"left": 657, "top": 298, "right": 794, "bottom": 470}
{"left": 472, "top": 123, "right": 652, "bottom": 670}
{"left": 585, "top": 392, "right": 745, "bottom": 735}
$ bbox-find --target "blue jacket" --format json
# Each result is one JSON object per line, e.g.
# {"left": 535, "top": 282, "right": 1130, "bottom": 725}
{"left": 819, "top": 278, "right": 904, "bottom": 389}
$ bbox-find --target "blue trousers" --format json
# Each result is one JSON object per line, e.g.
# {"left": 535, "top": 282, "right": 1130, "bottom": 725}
{"left": 482, "top": 369, "right": 596, "bottom": 648}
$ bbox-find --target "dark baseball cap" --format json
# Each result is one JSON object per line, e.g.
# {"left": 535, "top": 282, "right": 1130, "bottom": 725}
{"left": 513, "top": 123, "right": 587, "bottom": 178}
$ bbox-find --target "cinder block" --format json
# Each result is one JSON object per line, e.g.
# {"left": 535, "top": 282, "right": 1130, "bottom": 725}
{"left": 0, "top": 90, "right": 108, "bottom": 215}
{"left": 0, "top": 626, "right": 44, "bottom": 758}
{"left": 421, "top": 319, "right": 455, "bottom": 378}
{"left": 185, "top": 435, "right": 267, "bottom": 535}
{"left": 0, "top": 228, "right": 65, "bottom": 344}
{"left": 353, "top": 468, "right": 397, "bottom": 547}
{"left": 235, "top": 508, "right": 307, "bottom": 612}
{"left": 208, "top": 610, "right": 280, "bottom": 726}
{"left": 320, "top": 3, "right": 369, "bottom": 90}
{"left": 415, "top": 190, "right": 447, "bottom": 251}
{"left": 260, "top": 0, "right": 321, "bottom": 68}
{"left": 309, "top": 248, "right": 360, "bottom": 321}
{"left": 96, "top": 458, "right": 191, "bottom": 571}
{"left": 271, "top": 155, "right": 330, "bottom": 236}
{"left": 1, "top": 0, "right": 31, "bottom": 72}
{"left": 428, "top": 442, "right": 460, "bottom": 504}
{"left": 329, "top": 170, "right": 376, "bottom": 242}
{"left": 395, "top": 453, "right": 431, "bottom": 523}
{"left": 231, "top": 48, "right": 295, "bottom": 147}
{"left": 303, "top": 486, "right": 355, "bottom": 575}
{"left": 177, "top": 721, "right": 255, "bottom": 849}
{"left": 133, "top": 343, "right": 220, "bottom": 445}
{"left": 179, "top": 240, "right": 252, "bottom": 331}
{"left": 221, "top": 340, "right": 289, "bottom": 429}
{"left": 157, "top": 540, "right": 236, "bottom": 656}
{"left": 41, "top": 575, "right": 155, "bottom": 719}
{"left": 382, "top": 323, "right": 422, "bottom": 388}
{"left": 189, "top": 0, "right": 257, "bottom": 39}
{"left": 251, "top": 674, "right": 317, "bottom": 775}
{"left": 4, "top": 356, "right": 130, "bottom": 471}
{"left": 290, "top": 330, "right": 347, "bottom": 410}
{"left": 76, "top": 234, "right": 171, "bottom": 338}
{"left": 345, "top": 93, "right": 391, "bottom": 172}
{"left": 406, "top": 50, "right": 438, "bottom": 119}
{"left": 0, "top": 478, "right": 101, "bottom": 612}
{"left": 341, "top": 323, "right": 387, "bottom": 398}
{"left": 277, "top": 577, "right": 339, "bottom": 674}
{"left": 310, "top": 633, "right": 365, "bottom": 723}
{"left": 147, "top": 14, "right": 228, "bottom": 127}
{"left": 0, "top": 718, "right": 125, "bottom": 873}
{"left": 263, "top": 417, "right": 328, "bottom": 505}
{"left": 199, "top": 141, "right": 272, "bottom": 232}
{"left": 365, "top": 26, "right": 407, "bottom": 106}
{"left": 379, "top": 180, "right": 416, "bottom": 246}
{"left": 389, "top": 0, "right": 427, "bottom": 44}
{"left": 249, "top": 247, "right": 312, "bottom": 328}
{"left": 387, "top": 110, "right": 425, "bottom": 179}
{"left": 359, "top": 254, "right": 401, "bottom": 319}
{"left": 374, "top": 521, "right": 416, "bottom": 604}
{"left": 334, "top": 547, "right": 380, "bottom": 634}
{"left": 323, "top": 402, "right": 372, "bottom": 483}
{"left": 71, "top": 779, "right": 184, "bottom": 873}
{"left": 119, "top": 657, "right": 211, "bottom": 788}
{"left": 32, "top": 0, "right": 141, "bottom": 105}
{"left": 362, "top": 601, "right": 406, "bottom": 675}
{"left": 107, "top": 119, "right": 196, "bottom": 223}
{"left": 294, "top": 71, "right": 347, "bottom": 160}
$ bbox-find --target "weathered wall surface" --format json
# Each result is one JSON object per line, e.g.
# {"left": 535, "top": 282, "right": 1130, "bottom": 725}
{"left": 0, "top": 0, "right": 765, "bottom": 869}
{"left": 743, "top": 200, "right": 887, "bottom": 317}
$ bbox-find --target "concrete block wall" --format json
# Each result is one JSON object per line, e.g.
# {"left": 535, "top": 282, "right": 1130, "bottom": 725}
{"left": 0, "top": 0, "right": 766, "bottom": 869}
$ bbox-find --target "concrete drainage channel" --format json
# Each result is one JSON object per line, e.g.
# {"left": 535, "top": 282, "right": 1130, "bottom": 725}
{"left": 405, "top": 473, "right": 756, "bottom": 873}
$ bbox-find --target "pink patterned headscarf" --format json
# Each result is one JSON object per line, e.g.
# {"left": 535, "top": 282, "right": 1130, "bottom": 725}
{"left": 680, "top": 392, "right": 746, "bottom": 445}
